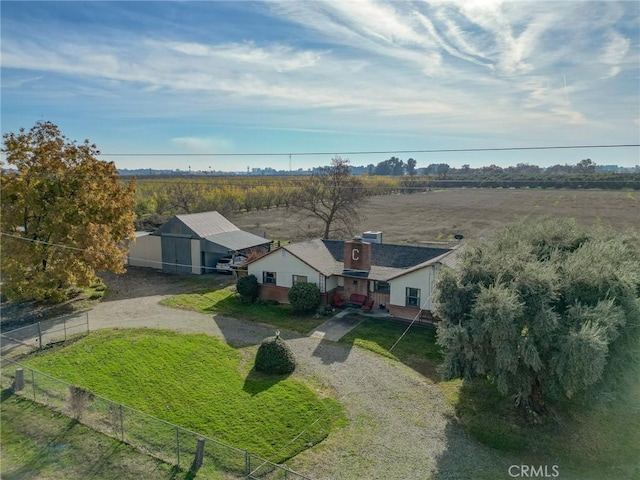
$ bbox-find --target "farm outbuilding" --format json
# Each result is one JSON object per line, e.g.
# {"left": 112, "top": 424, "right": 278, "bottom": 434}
{"left": 128, "top": 211, "right": 271, "bottom": 274}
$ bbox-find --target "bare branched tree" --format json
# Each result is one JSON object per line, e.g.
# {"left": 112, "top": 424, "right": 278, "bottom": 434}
{"left": 291, "top": 157, "right": 365, "bottom": 239}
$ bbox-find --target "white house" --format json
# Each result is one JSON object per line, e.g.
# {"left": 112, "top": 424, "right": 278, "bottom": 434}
{"left": 246, "top": 236, "right": 461, "bottom": 322}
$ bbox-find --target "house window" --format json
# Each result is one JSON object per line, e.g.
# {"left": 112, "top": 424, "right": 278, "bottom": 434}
{"left": 263, "top": 272, "right": 277, "bottom": 285}
{"left": 292, "top": 275, "right": 307, "bottom": 285}
{"left": 406, "top": 288, "right": 421, "bottom": 307}
{"left": 373, "top": 281, "right": 390, "bottom": 294}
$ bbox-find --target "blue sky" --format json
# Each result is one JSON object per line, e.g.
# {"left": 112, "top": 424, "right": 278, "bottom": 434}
{"left": 2, "top": 1, "right": 639, "bottom": 171}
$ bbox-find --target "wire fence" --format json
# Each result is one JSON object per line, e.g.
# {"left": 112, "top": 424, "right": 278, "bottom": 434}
{"left": 1, "top": 357, "right": 312, "bottom": 479}
{"left": 0, "top": 312, "right": 90, "bottom": 358}
{"left": 0, "top": 316, "right": 312, "bottom": 479}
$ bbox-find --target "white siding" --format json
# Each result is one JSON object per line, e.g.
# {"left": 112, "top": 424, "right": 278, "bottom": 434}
{"left": 248, "top": 249, "right": 323, "bottom": 289}
{"left": 191, "top": 239, "right": 202, "bottom": 274}
{"left": 326, "top": 275, "right": 340, "bottom": 291}
{"left": 128, "top": 234, "right": 162, "bottom": 269}
{"left": 389, "top": 266, "right": 436, "bottom": 310}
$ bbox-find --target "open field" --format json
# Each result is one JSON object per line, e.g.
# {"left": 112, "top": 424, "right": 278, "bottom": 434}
{"left": 229, "top": 188, "right": 639, "bottom": 242}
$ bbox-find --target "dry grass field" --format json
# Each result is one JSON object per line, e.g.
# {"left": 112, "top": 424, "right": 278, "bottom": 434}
{"left": 229, "top": 188, "right": 639, "bottom": 243}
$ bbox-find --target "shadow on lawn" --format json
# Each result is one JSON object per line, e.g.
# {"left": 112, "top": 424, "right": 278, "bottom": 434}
{"left": 338, "top": 316, "right": 443, "bottom": 384}
{"left": 4, "top": 416, "right": 80, "bottom": 480}
{"left": 242, "top": 368, "right": 292, "bottom": 396}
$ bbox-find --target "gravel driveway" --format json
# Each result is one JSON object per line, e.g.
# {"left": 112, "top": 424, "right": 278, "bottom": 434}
{"left": 84, "top": 294, "right": 515, "bottom": 480}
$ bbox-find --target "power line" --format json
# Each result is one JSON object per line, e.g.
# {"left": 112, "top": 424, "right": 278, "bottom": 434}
{"left": 87, "top": 143, "right": 639, "bottom": 157}
{"left": 0, "top": 232, "right": 197, "bottom": 271}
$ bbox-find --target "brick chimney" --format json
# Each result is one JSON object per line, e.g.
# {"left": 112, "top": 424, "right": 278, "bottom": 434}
{"left": 343, "top": 237, "right": 372, "bottom": 272}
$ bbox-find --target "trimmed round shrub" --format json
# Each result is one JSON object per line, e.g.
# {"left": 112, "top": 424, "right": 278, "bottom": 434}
{"left": 288, "top": 282, "right": 321, "bottom": 313}
{"left": 255, "top": 334, "right": 296, "bottom": 375}
{"left": 236, "top": 274, "right": 259, "bottom": 303}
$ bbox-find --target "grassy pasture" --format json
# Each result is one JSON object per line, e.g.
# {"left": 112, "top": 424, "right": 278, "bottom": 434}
{"left": 23, "top": 329, "right": 344, "bottom": 464}
{"left": 229, "top": 188, "right": 639, "bottom": 242}
{"left": 1, "top": 391, "right": 189, "bottom": 480}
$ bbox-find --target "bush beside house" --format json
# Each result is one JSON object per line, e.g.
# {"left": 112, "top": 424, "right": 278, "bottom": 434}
{"left": 288, "top": 283, "right": 321, "bottom": 313}
{"left": 237, "top": 274, "right": 259, "bottom": 303}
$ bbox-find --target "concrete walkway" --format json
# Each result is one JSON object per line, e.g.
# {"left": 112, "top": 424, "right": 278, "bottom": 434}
{"left": 309, "top": 310, "right": 364, "bottom": 341}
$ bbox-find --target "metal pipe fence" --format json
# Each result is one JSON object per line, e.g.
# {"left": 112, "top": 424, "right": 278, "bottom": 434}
{"left": 0, "top": 312, "right": 90, "bottom": 358}
{"left": 1, "top": 356, "right": 312, "bottom": 479}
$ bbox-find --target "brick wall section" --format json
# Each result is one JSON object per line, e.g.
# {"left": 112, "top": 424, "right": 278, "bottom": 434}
{"left": 343, "top": 278, "right": 369, "bottom": 299}
{"left": 388, "top": 304, "right": 422, "bottom": 321}
{"left": 388, "top": 304, "right": 440, "bottom": 324}
{"left": 258, "top": 284, "right": 290, "bottom": 303}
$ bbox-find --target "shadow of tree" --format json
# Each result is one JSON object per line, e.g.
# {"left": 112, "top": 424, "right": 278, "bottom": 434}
{"left": 202, "top": 294, "right": 325, "bottom": 336}
{"left": 242, "top": 367, "right": 292, "bottom": 396}
{"left": 311, "top": 339, "right": 353, "bottom": 365}
{"left": 337, "top": 316, "right": 443, "bottom": 383}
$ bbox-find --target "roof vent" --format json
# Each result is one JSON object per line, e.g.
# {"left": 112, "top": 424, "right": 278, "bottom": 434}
{"left": 362, "top": 231, "right": 383, "bottom": 244}
{"left": 352, "top": 235, "right": 363, "bottom": 242}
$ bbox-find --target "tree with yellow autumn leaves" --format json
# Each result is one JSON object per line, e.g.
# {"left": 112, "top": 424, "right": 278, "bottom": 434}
{"left": 1, "top": 121, "right": 136, "bottom": 302}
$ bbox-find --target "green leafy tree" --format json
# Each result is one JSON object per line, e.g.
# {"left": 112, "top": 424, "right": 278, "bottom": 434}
{"left": 236, "top": 274, "right": 259, "bottom": 303}
{"left": 1, "top": 121, "right": 136, "bottom": 302}
{"left": 435, "top": 219, "right": 640, "bottom": 417}
{"left": 291, "top": 157, "right": 365, "bottom": 239}
{"left": 288, "top": 282, "right": 321, "bottom": 313}
{"left": 406, "top": 158, "right": 417, "bottom": 176}
{"left": 374, "top": 157, "right": 405, "bottom": 176}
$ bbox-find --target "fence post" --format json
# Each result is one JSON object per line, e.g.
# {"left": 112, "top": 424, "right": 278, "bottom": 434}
{"left": 193, "top": 437, "right": 205, "bottom": 470}
{"left": 37, "top": 322, "right": 42, "bottom": 349}
{"left": 119, "top": 404, "right": 125, "bottom": 441}
{"left": 14, "top": 368, "right": 25, "bottom": 392}
{"left": 86, "top": 312, "right": 90, "bottom": 334}
{"left": 63, "top": 317, "right": 67, "bottom": 341}
{"left": 245, "top": 451, "right": 250, "bottom": 476}
{"left": 31, "top": 369, "right": 36, "bottom": 400}
{"left": 176, "top": 426, "right": 180, "bottom": 468}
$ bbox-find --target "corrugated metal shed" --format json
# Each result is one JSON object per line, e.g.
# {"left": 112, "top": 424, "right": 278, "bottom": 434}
{"left": 206, "top": 230, "right": 272, "bottom": 252}
{"left": 155, "top": 211, "right": 239, "bottom": 238}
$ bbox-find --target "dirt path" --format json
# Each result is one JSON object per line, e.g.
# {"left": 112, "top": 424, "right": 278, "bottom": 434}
{"left": 84, "top": 294, "right": 515, "bottom": 480}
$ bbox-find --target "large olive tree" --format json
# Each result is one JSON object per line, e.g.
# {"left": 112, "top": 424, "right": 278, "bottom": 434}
{"left": 435, "top": 219, "right": 640, "bottom": 416}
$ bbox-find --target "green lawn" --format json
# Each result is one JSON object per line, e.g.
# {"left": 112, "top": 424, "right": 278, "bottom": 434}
{"left": 1, "top": 391, "right": 189, "bottom": 480}
{"left": 339, "top": 317, "right": 442, "bottom": 381}
{"left": 23, "top": 329, "right": 344, "bottom": 464}
{"left": 161, "top": 286, "right": 327, "bottom": 334}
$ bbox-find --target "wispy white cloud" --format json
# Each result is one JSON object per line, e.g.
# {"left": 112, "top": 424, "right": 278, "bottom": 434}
{"left": 1, "top": 0, "right": 637, "bottom": 156}
{"left": 599, "top": 31, "right": 631, "bottom": 78}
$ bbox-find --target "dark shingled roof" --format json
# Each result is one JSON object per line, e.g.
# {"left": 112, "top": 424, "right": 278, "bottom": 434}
{"left": 322, "top": 240, "right": 451, "bottom": 268}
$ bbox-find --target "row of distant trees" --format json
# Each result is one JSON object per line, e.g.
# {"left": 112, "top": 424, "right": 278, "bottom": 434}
{"left": 367, "top": 156, "right": 629, "bottom": 177}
